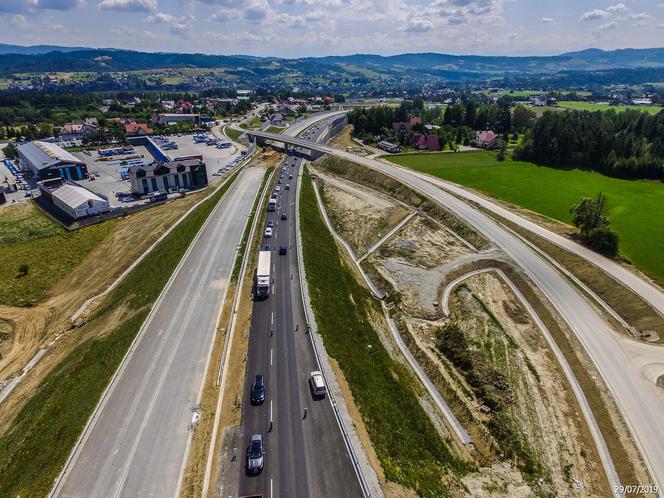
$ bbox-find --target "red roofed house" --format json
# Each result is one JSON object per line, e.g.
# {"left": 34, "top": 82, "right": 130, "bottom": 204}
{"left": 124, "top": 123, "right": 154, "bottom": 136}
{"left": 411, "top": 134, "right": 427, "bottom": 150}
{"left": 409, "top": 116, "right": 421, "bottom": 128}
{"left": 411, "top": 134, "right": 441, "bottom": 151}
{"left": 426, "top": 134, "right": 440, "bottom": 151}
{"left": 475, "top": 130, "right": 503, "bottom": 150}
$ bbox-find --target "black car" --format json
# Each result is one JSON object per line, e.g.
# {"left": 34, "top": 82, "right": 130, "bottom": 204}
{"left": 267, "top": 220, "right": 274, "bottom": 228}
{"left": 279, "top": 244, "right": 288, "bottom": 255}
{"left": 263, "top": 244, "right": 271, "bottom": 251}
{"left": 250, "top": 374, "right": 266, "bottom": 404}
{"left": 281, "top": 213, "right": 288, "bottom": 220}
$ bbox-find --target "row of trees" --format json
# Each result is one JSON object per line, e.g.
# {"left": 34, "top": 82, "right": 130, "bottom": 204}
{"left": 516, "top": 108, "right": 664, "bottom": 180}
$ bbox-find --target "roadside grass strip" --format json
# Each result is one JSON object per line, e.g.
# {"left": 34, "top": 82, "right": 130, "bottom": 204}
{"left": 300, "top": 166, "right": 470, "bottom": 498}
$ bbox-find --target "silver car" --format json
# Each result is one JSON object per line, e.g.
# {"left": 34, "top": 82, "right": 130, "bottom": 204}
{"left": 246, "top": 434, "right": 264, "bottom": 474}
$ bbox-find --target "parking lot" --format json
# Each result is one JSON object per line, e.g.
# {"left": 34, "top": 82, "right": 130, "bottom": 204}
{"left": 73, "top": 133, "right": 242, "bottom": 207}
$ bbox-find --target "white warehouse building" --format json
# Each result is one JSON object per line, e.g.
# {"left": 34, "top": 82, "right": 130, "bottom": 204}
{"left": 51, "top": 184, "right": 110, "bottom": 219}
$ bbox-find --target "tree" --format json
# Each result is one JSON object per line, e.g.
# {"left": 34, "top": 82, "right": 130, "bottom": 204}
{"left": 2, "top": 143, "right": 17, "bottom": 160}
{"left": 569, "top": 193, "right": 619, "bottom": 257}
{"left": 511, "top": 105, "right": 535, "bottom": 133}
{"left": 569, "top": 193, "right": 609, "bottom": 238}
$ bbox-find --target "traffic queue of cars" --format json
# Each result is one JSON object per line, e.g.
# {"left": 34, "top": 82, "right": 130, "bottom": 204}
{"left": 247, "top": 153, "right": 327, "bottom": 477}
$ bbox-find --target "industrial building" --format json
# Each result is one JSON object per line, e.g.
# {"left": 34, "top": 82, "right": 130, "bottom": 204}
{"left": 39, "top": 181, "right": 110, "bottom": 220}
{"left": 151, "top": 113, "right": 200, "bottom": 126}
{"left": 17, "top": 140, "right": 88, "bottom": 181}
{"left": 129, "top": 159, "right": 207, "bottom": 195}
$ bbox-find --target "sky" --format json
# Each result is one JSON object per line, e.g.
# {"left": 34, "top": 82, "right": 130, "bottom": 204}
{"left": 1, "top": 0, "right": 664, "bottom": 57}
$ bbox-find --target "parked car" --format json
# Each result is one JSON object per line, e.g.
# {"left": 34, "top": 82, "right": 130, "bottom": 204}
{"left": 250, "top": 375, "right": 266, "bottom": 404}
{"left": 309, "top": 371, "right": 327, "bottom": 398}
{"left": 246, "top": 434, "right": 265, "bottom": 474}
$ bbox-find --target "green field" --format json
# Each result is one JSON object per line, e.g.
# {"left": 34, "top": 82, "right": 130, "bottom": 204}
{"left": 0, "top": 204, "right": 115, "bottom": 306}
{"left": 557, "top": 101, "right": 663, "bottom": 115}
{"left": 387, "top": 151, "right": 664, "bottom": 283}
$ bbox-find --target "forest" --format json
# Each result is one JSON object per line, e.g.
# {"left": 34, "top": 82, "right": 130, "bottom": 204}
{"left": 516, "top": 108, "right": 664, "bottom": 180}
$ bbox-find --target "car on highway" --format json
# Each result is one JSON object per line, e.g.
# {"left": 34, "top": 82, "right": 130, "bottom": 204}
{"left": 281, "top": 213, "right": 288, "bottom": 220}
{"left": 288, "top": 174, "right": 293, "bottom": 179}
{"left": 309, "top": 371, "right": 327, "bottom": 398}
{"left": 275, "top": 186, "right": 281, "bottom": 192}
{"left": 263, "top": 244, "right": 271, "bottom": 251}
{"left": 264, "top": 227, "right": 273, "bottom": 238}
{"left": 250, "top": 375, "right": 266, "bottom": 404}
{"left": 246, "top": 434, "right": 265, "bottom": 474}
{"left": 279, "top": 244, "right": 288, "bottom": 255}
{"left": 285, "top": 184, "right": 290, "bottom": 190}
{"left": 266, "top": 220, "right": 274, "bottom": 228}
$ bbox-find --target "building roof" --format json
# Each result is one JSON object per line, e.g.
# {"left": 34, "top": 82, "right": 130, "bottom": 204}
{"left": 17, "top": 140, "right": 85, "bottom": 171}
{"left": 52, "top": 184, "right": 106, "bottom": 209}
{"left": 476, "top": 130, "right": 499, "bottom": 143}
{"left": 124, "top": 123, "right": 153, "bottom": 134}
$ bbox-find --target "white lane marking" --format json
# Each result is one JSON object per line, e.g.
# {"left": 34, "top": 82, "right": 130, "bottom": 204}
{"left": 270, "top": 348, "right": 273, "bottom": 366}
{"left": 271, "top": 312, "right": 274, "bottom": 326}
{"left": 270, "top": 400, "right": 273, "bottom": 423}
{"left": 270, "top": 478, "right": 273, "bottom": 498}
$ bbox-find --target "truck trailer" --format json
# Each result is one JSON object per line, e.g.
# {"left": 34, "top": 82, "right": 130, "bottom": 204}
{"left": 255, "top": 249, "right": 271, "bottom": 299}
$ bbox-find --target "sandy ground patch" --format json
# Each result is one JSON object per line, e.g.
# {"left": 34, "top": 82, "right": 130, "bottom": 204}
{"left": 452, "top": 273, "right": 608, "bottom": 496}
{"left": 368, "top": 214, "right": 501, "bottom": 316}
{"left": 314, "top": 168, "right": 410, "bottom": 256}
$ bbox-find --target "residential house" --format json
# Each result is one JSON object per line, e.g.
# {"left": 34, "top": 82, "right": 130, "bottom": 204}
{"left": 411, "top": 134, "right": 441, "bottom": 151}
{"left": 124, "top": 123, "right": 154, "bottom": 136}
{"left": 475, "top": 130, "right": 503, "bottom": 150}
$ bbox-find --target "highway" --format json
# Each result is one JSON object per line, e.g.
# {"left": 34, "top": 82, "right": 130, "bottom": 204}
{"left": 235, "top": 121, "right": 362, "bottom": 497}
{"left": 248, "top": 128, "right": 664, "bottom": 494}
{"left": 50, "top": 168, "right": 264, "bottom": 498}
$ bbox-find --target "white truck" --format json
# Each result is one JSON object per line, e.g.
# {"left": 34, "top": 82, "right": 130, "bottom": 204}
{"left": 267, "top": 197, "right": 277, "bottom": 212}
{"left": 255, "top": 249, "right": 271, "bottom": 299}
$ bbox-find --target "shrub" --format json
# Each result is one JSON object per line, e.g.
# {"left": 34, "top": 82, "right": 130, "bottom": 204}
{"left": 587, "top": 226, "right": 619, "bottom": 258}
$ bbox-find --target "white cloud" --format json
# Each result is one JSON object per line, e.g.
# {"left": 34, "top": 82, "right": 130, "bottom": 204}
{"left": 144, "top": 10, "right": 194, "bottom": 35}
{"left": 580, "top": 9, "right": 609, "bottom": 21}
{"left": 98, "top": 0, "right": 157, "bottom": 12}
{"left": 541, "top": 17, "right": 554, "bottom": 24}
{"left": 606, "top": 3, "right": 629, "bottom": 13}
{"left": 596, "top": 20, "right": 618, "bottom": 31}
{"left": 628, "top": 12, "right": 652, "bottom": 21}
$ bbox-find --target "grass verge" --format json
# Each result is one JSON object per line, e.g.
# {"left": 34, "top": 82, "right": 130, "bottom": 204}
{"left": 300, "top": 166, "right": 470, "bottom": 498}
{"left": 0, "top": 169, "right": 243, "bottom": 498}
{"left": 223, "top": 126, "right": 243, "bottom": 142}
{"left": 0, "top": 203, "right": 116, "bottom": 306}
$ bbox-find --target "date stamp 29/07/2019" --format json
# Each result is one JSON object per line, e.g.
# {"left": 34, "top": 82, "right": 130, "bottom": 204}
{"left": 613, "top": 485, "right": 659, "bottom": 495}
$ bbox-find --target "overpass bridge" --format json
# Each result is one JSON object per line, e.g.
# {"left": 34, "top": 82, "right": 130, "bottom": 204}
{"left": 244, "top": 112, "right": 348, "bottom": 160}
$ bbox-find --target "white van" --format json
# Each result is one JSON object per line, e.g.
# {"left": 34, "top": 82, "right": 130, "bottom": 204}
{"left": 309, "top": 371, "right": 326, "bottom": 397}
